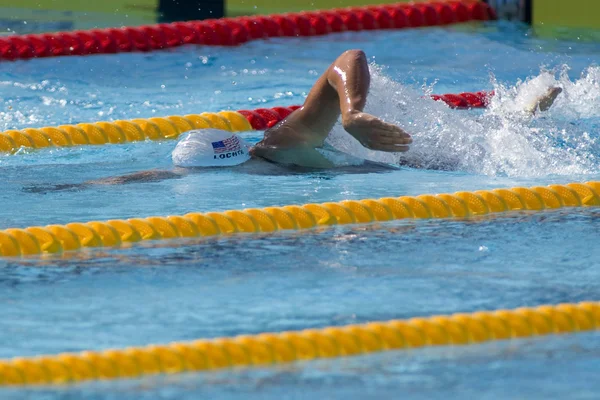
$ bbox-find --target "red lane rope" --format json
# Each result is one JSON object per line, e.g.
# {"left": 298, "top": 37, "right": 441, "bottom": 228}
{"left": 241, "top": 91, "right": 492, "bottom": 130}
{"left": 0, "top": 1, "right": 495, "bottom": 61}
{"left": 430, "top": 90, "right": 493, "bottom": 109}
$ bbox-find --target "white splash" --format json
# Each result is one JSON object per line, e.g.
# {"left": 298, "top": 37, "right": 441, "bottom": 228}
{"left": 326, "top": 64, "right": 600, "bottom": 177}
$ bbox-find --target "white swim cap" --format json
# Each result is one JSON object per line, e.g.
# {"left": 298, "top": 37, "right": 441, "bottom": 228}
{"left": 172, "top": 129, "right": 251, "bottom": 167}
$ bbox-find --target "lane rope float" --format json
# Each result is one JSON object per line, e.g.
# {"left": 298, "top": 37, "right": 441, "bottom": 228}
{"left": 0, "top": 300, "right": 597, "bottom": 386}
{"left": 0, "top": 106, "right": 298, "bottom": 154}
{"left": 0, "top": 181, "right": 598, "bottom": 257}
{"left": 430, "top": 90, "right": 492, "bottom": 109}
{"left": 0, "top": 1, "right": 496, "bottom": 61}
{"left": 0, "top": 91, "right": 491, "bottom": 154}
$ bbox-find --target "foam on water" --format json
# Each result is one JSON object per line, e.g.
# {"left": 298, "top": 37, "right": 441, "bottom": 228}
{"left": 327, "top": 65, "right": 600, "bottom": 177}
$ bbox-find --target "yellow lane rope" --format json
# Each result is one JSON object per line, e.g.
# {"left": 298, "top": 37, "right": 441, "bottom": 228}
{"left": 1, "top": 301, "right": 598, "bottom": 386}
{"left": 1, "top": 181, "right": 598, "bottom": 257}
{"left": 0, "top": 111, "right": 253, "bottom": 153}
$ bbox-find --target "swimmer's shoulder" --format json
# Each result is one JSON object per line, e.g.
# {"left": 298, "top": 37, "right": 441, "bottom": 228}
{"left": 247, "top": 145, "right": 398, "bottom": 173}
{"left": 250, "top": 143, "right": 336, "bottom": 169}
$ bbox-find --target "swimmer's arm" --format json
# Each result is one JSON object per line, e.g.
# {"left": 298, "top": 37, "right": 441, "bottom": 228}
{"left": 85, "top": 169, "right": 184, "bottom": 185}
{"left": 82, "top": 169, "right": 184, "bottom": 186}
{"left": 252, "top": 50, "right": 411, "bottom": 168}
{"left": 22, "top": 169, "right": 184, "bottom": 194}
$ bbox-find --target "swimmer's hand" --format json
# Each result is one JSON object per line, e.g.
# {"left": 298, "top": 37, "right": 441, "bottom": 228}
{"left": 525, "top": 86, "right": 563, "bottom": 115}
{"left": 342, "top": 112, "right": 412, "bottom": 152}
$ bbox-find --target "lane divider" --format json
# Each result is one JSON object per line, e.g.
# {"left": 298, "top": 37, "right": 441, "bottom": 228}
{"left": 0, "top": 181, "right": 597, "bottom": 257}
{"left": 431, "top": 90, "right": 492, "bottom": 109}
{"left": 0, "top": 300, "right": 597, "bottom": 386}
{"left": 0, "top": 106, "right": 298, "bottom": 153}
{"left": 0, "top": 1, "right": 496, "bottom": 61}
{"left": 0, "top": 91, "right": 491, "bottom": 154}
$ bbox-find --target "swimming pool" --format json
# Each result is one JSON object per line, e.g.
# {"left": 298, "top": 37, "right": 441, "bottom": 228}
{"left": 1, "top": 17, "right": 600, "bottom": 399}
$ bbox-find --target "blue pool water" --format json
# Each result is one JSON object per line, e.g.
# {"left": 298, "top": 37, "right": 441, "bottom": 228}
{"left": 1, "top": 21, "right": 600, "bottom": 399}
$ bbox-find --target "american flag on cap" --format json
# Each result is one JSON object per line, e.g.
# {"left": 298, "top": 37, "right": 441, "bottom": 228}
{"left": 212, "top": 135, "right": 241, "bottom": 154}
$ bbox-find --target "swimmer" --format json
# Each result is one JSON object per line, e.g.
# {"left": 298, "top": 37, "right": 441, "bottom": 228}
{"left": 167, "top": 49, "right": 413, "bottom": 172}
{"left": 25, "top": 50, "right": 564, "bottom": 191}
{"left": 250, "top": 49, "right": 412, "bottom": 167}
{"left": 38, "top": 49, "right": 413, "bottom": 190}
